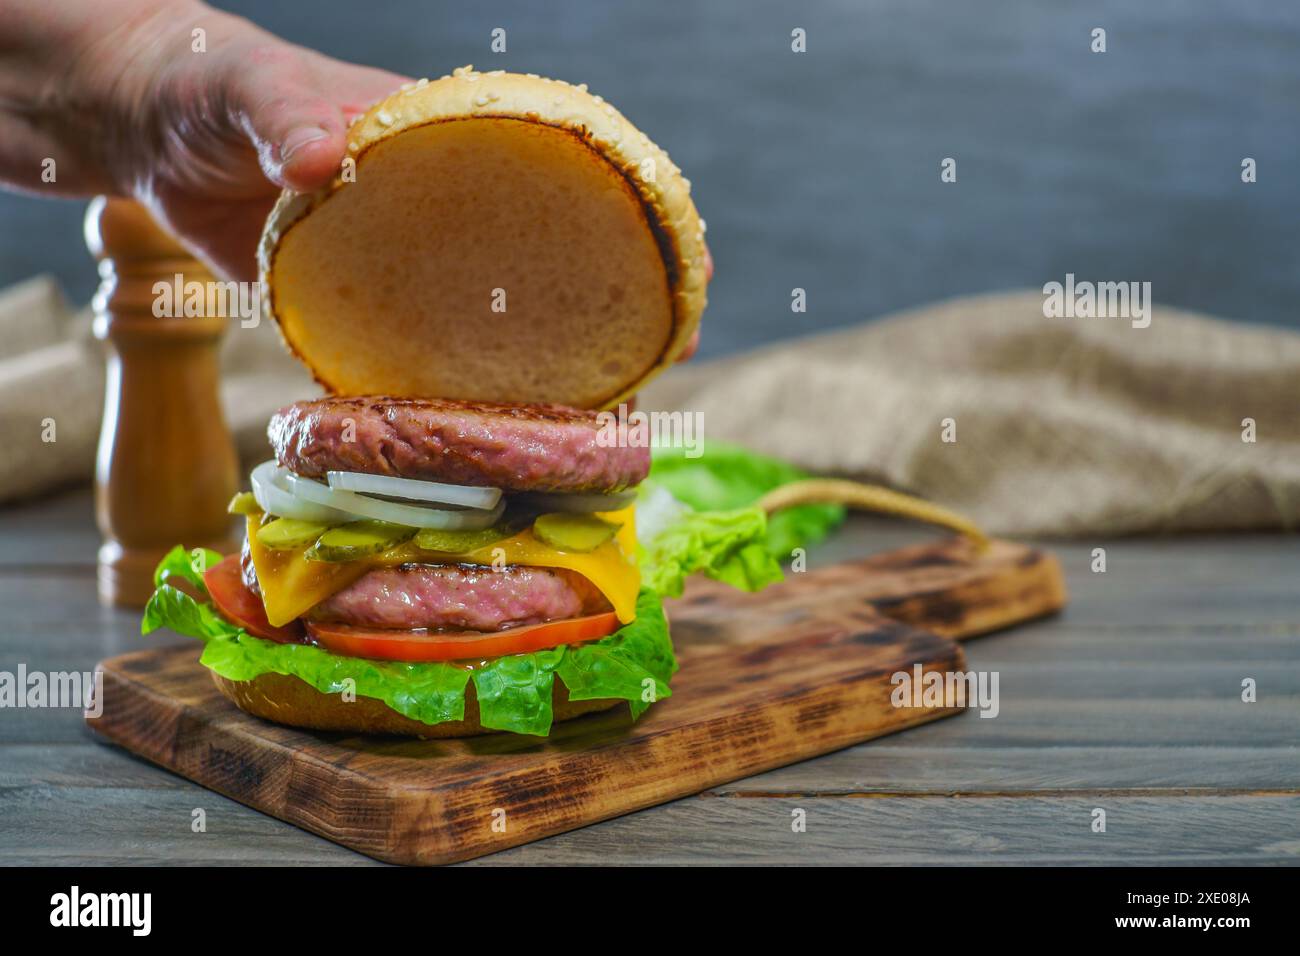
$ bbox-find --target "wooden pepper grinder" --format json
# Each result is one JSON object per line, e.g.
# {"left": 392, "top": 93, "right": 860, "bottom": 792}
{"left": 86, "top": 196, "right": 239, "bottom": 607}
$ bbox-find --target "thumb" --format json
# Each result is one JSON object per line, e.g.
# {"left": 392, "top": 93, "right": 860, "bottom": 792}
{"left": 229, "top": 47, "right": 408, "bottom": 192}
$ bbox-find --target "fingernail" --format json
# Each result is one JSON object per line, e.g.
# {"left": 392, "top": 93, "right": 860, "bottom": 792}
{"left": 280, "top": 126, "right": 329, "bottom": 163}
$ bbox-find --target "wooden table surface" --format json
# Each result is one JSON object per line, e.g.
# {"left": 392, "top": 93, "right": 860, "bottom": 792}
{"left": 2, "top": 490, "right": 1297, "bottom": 865}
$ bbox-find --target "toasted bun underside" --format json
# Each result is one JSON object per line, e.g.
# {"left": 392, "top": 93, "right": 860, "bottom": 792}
{"left": 272, "top": 119, "right": 671, "bottom": 408}
{"left": 210, "top": 670, "right": 621, "bottom": 738}
{"left": 267, "top": 119, "right": 670, "bottom": 408}
{"left": 260, "top": 69, "right": 707, "bottom": 410}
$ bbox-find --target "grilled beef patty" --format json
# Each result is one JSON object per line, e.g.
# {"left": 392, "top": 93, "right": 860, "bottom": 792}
{"left": 311, "top": 564, "right": 608, "bottom": 631}
{"left": 241, "top": 537, "right": 607, "bottom": 631}
{"left": 268, "top": 396, "right": 648, "bottom": 494}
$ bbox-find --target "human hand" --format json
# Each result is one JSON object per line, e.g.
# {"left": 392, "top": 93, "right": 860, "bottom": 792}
{"left": 0, "top": 0, "right": 406, "bottom": 280}
{"left": 0, "top": 0, "right": 714, "bottom": 321}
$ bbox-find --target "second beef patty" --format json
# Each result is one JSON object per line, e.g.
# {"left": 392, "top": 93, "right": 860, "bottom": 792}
{"left": 311, "top": 563, "right": 608, "bottom": 631}
{"left": 241, "top": 541, "right": 609, "bottom": 631}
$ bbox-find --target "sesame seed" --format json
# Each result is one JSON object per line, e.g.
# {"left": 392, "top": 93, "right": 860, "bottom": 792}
{"left": 417, "top": 77, "right": 429, "bottom": 87}
{"left": 576, "top": 83, "right": 588, "bottom": 92}
{"left": 699, "top": 219, "right": 708, "bottom": 233}
{"left": 376, "top": 109, "right": 394, "bottom": 126}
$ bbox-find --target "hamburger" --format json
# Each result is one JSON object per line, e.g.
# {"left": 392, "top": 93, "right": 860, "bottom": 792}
{"left": 142, "top": 67, "right": 779, "bottom": 737}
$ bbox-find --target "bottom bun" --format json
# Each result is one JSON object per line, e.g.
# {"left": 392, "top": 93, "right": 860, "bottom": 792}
{"left": 210, "top": 670, "right": 622, "bottom": 738}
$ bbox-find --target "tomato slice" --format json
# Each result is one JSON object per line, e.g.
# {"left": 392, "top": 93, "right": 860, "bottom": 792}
{"left": 203, "top": 555, "right": 304, "bottom": 644}
{"left": 304, "top": 612, "right": 622, "bottom": 663}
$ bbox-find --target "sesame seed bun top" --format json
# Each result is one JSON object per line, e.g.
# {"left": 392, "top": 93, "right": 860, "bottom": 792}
{"left": 258, "top": 66, "right": 707, "bottom": 410}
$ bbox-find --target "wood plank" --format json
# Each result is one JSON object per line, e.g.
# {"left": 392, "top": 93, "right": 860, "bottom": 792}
{"left": 968, "top": 623, "right": 1300, "bottom": 661}
{"left": 880, "top": 699, "right": 1300, "bottom": 747}
{"left": 713, "top": 745, "right": 1300, "bottom": 794}
{"left": 8, "top": 743, "right": 1297, "bottom": 866}
{"left": 0, "top": 774, "right": 370, "bottom": 866}
{"left": 7, "top": 781, "right": 1296, "bottom": 866}
{"left": 0, "top": 492, "right": 98, "bottom": 567}
{"left": 4, "top": 787, "right": 1296, "bottom": 866}
{"left": 469, "top": 795, "right": 1300, "bottom": 866}
{"left": 0, "top": 744, "right": 199, "bottom": 790}
{"left": 8, "top": 740, "right": 1297, "bottom": 797}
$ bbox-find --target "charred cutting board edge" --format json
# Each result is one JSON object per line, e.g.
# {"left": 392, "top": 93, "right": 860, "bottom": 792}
{"left": 84, "top": 537, "right": 1065, "bottom": 865}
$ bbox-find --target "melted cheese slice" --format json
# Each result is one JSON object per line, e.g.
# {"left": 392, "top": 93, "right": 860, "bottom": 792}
{"left": 247, "top": 507, "right": 641, "bottom": 627}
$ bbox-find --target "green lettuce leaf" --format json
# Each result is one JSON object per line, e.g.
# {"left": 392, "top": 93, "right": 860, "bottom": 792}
{"left": 152, "top": 544, "right": 224, "bottom": 594}
{"left": 649, "top": 441, "right": 845, "bottom": 558}
{"left": 471, "top": 647, "right": 566, "bottom": 736}
{"left": 141, "top": 580, "right": 675, "bottom": 737}
{"left": 637, "top": 504, "right": 782, "bottom": 598}
{"left": 199, "top": 631, "right": 472, "bottom": 727}
{"left": 557, "top": 588, "right": 675, "bottom": 718}
{"left": 141, "top": 583, "right": 241, "bottom": 639}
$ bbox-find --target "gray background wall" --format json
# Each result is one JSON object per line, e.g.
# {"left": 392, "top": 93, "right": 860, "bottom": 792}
{"left": 1, "top": 0, "right": 1296, "bottom": 359}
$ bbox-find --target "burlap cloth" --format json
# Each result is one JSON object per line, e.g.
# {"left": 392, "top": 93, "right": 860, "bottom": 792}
{"left": 4, "top": 277, "right": 1297, "bottom": 536}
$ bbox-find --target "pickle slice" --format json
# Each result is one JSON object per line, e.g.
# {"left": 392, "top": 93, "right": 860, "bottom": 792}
{"left": 414, "top": 520, "right": 522, "bottom": 555}
{"left": 305, "top": 520, "right": 416, "bottom": 562}
{"left": 532, "top": 513, "right": 622, "bottom": 552}
{"left": 227, "top": 491, "right": 261, "bottom": 516}
{"left": 256, "top": 517, "right": 331, "bottom": 550}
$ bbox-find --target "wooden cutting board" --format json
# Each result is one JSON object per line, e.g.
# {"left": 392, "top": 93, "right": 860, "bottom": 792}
{"left": 86, "top": 536, "right": 1065, "bottom": 865}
